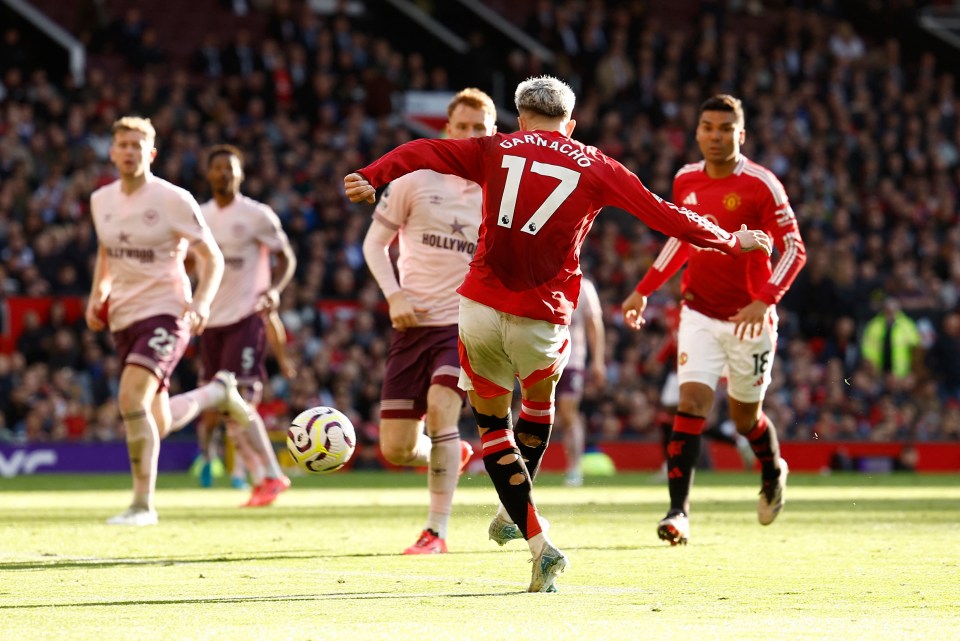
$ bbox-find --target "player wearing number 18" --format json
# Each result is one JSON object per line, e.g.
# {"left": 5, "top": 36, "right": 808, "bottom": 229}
{"left": 622, "top": 95, "right": 807, "bottom": 546}
{"left": 345, "top": 76, "right": 773, "bottom": 592}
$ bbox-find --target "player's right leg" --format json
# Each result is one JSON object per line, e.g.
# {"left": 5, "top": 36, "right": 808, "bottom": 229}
{"left": 110, "top": 364, "right": 162, "bottom": 525}
{"left": 460, "top": 298, "right": 568, "bottom": 591}
{"left": 236, "top": 382, "right": 290, "bottom": 507}
{"left": 660, "top": 306, "right": 726, "bottom": 544}
{"left": 108, "top": 315, "right": 191, "bottom": 525}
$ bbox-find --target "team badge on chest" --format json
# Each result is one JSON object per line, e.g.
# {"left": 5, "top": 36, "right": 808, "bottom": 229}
{"left": 722, "top": 193, "right": 741, "bottom": 211}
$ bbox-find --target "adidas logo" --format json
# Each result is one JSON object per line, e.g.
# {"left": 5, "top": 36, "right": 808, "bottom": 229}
{"left": 682, "top": 192, "right": 698, "bottom": 206}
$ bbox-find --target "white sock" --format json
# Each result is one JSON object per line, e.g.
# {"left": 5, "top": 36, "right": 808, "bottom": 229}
{"left": 169, "top": 382, "right": 226, "bottom": 432}
{"left": 528, "top": 532, "right": 552, "bottom": 557}
{"left": 497, "top": 503, "right": 514, "bottom": 524}
{"left": 122, "top": 409, "right": 160, "bottom": 511}
{"left": 425, "top": 427, "right": 460, "bottom": 538}
{"left": 403, "top": 432, "right": 432, "bottom": 467}
{"left": 248, "top": 413, "right": 283, "bottom": 479}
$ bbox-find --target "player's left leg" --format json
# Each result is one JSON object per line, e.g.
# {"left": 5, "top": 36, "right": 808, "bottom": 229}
{"left": 403, "top": 384, "right": 465, "bottom": 554}
{"left": 555, "top": 369, "right": 585, "bottom": 486}
{"left": 724, "top": 307, "right": 786, "bottom": 524}
{"left": 165, "top": 371, "right": 251, "bottom": 434}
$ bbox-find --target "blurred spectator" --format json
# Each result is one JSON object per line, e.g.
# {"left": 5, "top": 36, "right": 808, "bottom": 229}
{"left": 2, "top": 1, "right": 960, "bottom": 445}
{"left": 861, "top": 298, "right": 922, "bottom": 381}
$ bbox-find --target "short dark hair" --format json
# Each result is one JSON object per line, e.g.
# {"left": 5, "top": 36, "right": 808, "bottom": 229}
{"left": 700, "top": 94, "right": 744, "bottom": 128}
{"left": 206, "top": 144, "right": 244, "bottom": 168}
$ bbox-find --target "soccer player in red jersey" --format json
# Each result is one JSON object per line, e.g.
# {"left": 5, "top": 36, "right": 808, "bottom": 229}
{"left": 345, "top": 77, "right": 772, "bottom": 591}
{"left": 622, "top": 95, "right": 807, "bottom": 545}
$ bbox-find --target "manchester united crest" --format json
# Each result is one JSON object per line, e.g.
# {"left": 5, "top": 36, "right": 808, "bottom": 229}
{"left": 723, "top": 192, "right": 741, "bottom": 211}
{"left": 679, "top": 352, "right": 688, "bottom": 365}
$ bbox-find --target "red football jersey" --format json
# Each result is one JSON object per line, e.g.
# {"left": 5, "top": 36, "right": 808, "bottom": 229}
{"left": 635, "top": 156, "right": 807, "bottom": 319}
{"left": 359, "top": 130, "right": 742, "bottom": 324}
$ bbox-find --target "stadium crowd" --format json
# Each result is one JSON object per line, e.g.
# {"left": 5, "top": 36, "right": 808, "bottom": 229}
{"left": 2, "top": 0, "right": 960, "bottom": 448}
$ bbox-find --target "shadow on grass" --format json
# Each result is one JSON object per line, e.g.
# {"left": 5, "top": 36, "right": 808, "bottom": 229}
{"left": 7, "top": 471, "right": 960, "bottom": 493}
{"left": 3, "top": 590, "right": 524, "bottom": 609}
{"left": 3, "top": 496, "right": 958, "bottom": 528}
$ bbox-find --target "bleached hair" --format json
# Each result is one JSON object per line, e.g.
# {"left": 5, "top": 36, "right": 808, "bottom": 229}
{"left": 514, "top": 75, "right": 575, "bottom": 120}
{"left": 112, "top": 116, "right": 156, "bottom": 145}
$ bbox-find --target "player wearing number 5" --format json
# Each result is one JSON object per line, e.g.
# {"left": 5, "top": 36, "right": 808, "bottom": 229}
{"left": 197, "top": 144, "right": 298, "bottom": 507}
{"left": 345, "top": 76, "right": 772, "bottom": 592}
{"left": 622, "top": 95, "right": 807, "bottom": 546}
{"left": 87, "top": 117, "right": 255, "bottom": 526}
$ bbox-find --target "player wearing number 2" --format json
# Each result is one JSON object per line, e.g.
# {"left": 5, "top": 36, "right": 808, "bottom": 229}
{"left": 345, "top": 76, "right": 772, "bottom": 592}
{"left": 87, "top": 117, "right": 255, "bottom": 526}
{"left": 622, "top": 95, "right": 807, "bottom": 546}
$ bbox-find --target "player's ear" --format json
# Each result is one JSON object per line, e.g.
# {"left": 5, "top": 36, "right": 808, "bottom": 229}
{"left": 150, "top": 148, "right": 158, "bottom": 162}
{"left": 565, "top": 119, "right": 577, "bottom": 137}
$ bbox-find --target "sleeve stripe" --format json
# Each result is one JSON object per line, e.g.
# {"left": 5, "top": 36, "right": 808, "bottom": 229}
{"left": 770, "top": 236, "right": 798, "bottom": 285}
{"left": 673, "top": 161, "right": 704, "bottom": 179}
{"left": 775, "top": 205, "right": 796, "bottom": 226}
{"left": 653, "top": 237, "right": 683, "bottom": 271}
{"left": 742, "top": 165, "right": 787, "bottom": 206}
{"left": 373, "top": 212, "right": 400, "bottom": 231}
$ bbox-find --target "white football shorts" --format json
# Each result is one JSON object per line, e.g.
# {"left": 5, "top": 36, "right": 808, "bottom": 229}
{"left": 457, "top": 296, "right": 570, "bottom": 398}
{"left": 660, "top": 371, "right": 680, "bottom": 407}
{"left": 676, "top": 304, "right": 778, "bottom": 403}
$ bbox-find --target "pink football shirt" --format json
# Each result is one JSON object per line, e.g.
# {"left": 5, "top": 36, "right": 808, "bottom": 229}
{"left": 200, "top": 195, "right": 289, "bottom": 327}
{"left": 373, "top": 170, "right": 481, "bottom": 326}
{"left": 90, "top": 175, "right": 213, "bottom": 331}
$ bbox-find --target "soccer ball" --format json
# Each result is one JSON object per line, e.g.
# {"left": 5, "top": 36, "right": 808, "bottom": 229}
{"left": 286, "top": 406, "right": 356, "bottom": 474}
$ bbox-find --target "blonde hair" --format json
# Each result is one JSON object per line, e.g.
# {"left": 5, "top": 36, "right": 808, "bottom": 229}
{"left": 447, "top": 87, "right": 497, "bottom": 121}
{"left": 111, "top": 116, "right": 157, "bottom": 146}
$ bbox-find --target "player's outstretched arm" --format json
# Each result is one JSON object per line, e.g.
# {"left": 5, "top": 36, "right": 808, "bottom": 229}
{"left": 622, "top": 291, "right": 648, "bottom": 331}
{"left": 344, "top": 173, "right": 376, "bottom": 204}
{"left": 734, "top": 224, "right": 772, "bottom": 256}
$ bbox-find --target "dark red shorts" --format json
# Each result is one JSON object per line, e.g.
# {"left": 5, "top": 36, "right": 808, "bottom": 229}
{"left": 556, "top": 367, "right": 585, "bottom": 399}
{"left": 198, "top": 313, "right": 267, "bottom": 386}
{"left": 112, "top": 315, "right": 191, "bottom": 391}
{"left": 381, "top": 325, "right": 464, "bottom": 420}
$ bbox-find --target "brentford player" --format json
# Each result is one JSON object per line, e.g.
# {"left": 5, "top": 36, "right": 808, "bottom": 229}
{"left": 345, "top": 76, "right": 772, "bottom": 592}
{"left": 622, "top": 95, "right": 807, "bottom": 545}
{"left": 362, "top": 89, "right": 492, "bottom": 555}
{"left": 197, "top": 144, "right": 298, "bottom": 507}
{"left": 554, "top": 275, "right": 605, "bottom": 487}
{"left": 86, "top": 117, "right": 253, "bottom": 526}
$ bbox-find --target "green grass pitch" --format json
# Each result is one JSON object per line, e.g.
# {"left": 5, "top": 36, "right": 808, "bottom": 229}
{"left": 1, "top": 470, "right": 958, "bottom": 641}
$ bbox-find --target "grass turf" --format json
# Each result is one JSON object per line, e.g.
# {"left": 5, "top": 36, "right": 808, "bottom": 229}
{"left": 1, "top": 471, "right": 958, "bottom": 641}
